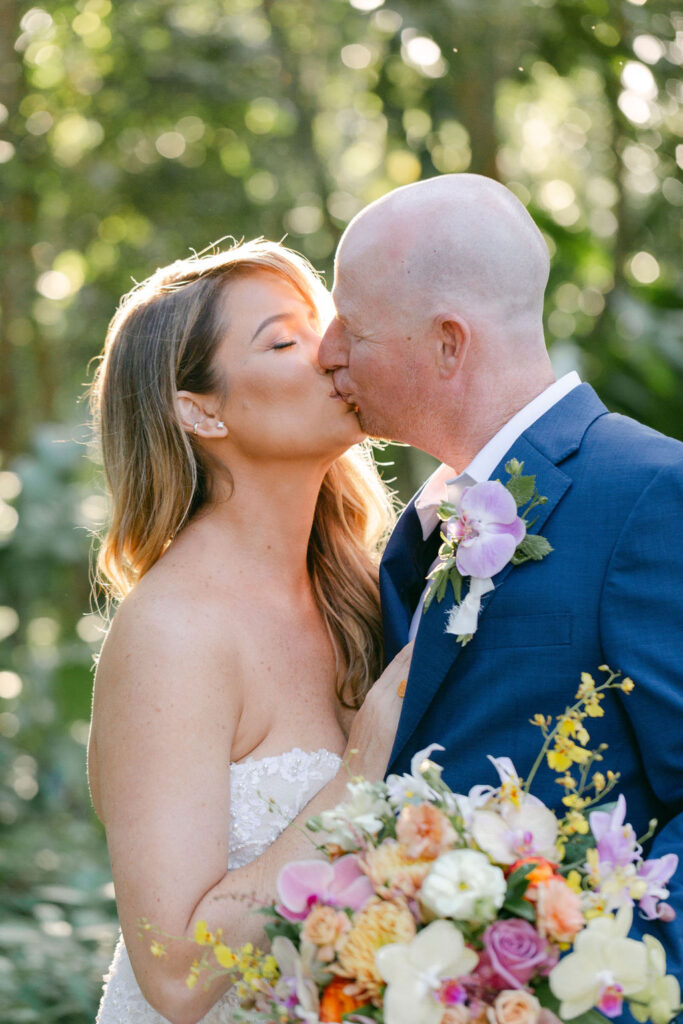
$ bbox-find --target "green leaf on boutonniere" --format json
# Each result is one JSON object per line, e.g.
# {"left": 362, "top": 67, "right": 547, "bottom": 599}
{"left": 512, "top": 533, "right": 554, "bottom": 565}
{"left": 505, "top": 471, "right": 536, "bottom": 507}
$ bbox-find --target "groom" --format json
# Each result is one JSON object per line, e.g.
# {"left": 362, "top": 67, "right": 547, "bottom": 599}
{"left": 319, "top": 174, "right": 683, "bottom": 978}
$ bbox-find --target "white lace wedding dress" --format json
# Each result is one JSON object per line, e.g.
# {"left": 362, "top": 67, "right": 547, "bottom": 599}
{"left": 96, "top": 747, "right": 342, "bottom": 1024}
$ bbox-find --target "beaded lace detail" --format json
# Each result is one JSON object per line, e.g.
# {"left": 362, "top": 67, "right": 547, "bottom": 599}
{"left": 96, "top": 747, "right": 342, "bottom": 1023}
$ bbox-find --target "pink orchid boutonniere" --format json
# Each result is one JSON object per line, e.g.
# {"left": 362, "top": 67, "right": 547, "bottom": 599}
{"left": 423, "top": 459, "right": 553, "bottom": 645}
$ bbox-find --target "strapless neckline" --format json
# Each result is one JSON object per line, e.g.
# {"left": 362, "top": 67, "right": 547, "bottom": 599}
{"left": 231, "top": 745, "right": 343, "bottom": 769}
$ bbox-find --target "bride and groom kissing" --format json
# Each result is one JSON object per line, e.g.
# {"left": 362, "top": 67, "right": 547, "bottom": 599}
{"left": 89, "top": 173, "right": 682, "bottom": 1024}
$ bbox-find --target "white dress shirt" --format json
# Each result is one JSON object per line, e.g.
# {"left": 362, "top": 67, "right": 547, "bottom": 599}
{"left": 408, "top": 372, "right": 581, "bottom": 640}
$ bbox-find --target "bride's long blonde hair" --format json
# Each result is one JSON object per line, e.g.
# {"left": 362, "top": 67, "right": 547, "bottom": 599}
{"left": 89, "top": 239, "right": 395, "bottom": 707}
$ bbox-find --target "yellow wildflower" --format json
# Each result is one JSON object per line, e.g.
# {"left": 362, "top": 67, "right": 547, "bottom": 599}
{"left": 547, "top": 736, "right": 591, "bottom": 772}
{"left": 213, "top": 943, "right": 237, "bottom": 969}
{"left": 621, "top": 677, "right": 635, "bottom": 693}
{"left": 583, "top": 694, "right": 604, "bottom": 718}
{"left": 592, "top": 772, "right": 606, "bottom": 792}
{"left": 561, "top": 810, "right": 589, "bottom": 836}
{"left": 150, "top": 941, "right": 166, "bottom": 959}
{"left": 186, "top": 960, "right": 201, "bottom": 989}
{"left": 194, "top": 920, "right": 215, "bottom": 945}
{"left": 566, "top": 870, "right": 582, "bottom": 894}
{"left": 562, "top": 793, "right": 588, "bottom": 810}
{"left": 557, "top": 714, "right": 590, "bottom": 745}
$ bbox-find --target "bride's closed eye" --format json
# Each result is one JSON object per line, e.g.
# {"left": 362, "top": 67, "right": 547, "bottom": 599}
{"left": 272, "top": 340, "right": 296, "bottom": 350}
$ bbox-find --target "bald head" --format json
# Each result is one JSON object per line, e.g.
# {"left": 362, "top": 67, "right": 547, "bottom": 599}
{"left": 336, "top": 174, "right": 550, "bottom": 334}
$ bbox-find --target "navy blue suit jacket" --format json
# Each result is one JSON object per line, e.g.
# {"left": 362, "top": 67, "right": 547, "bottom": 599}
{"left": 381, "top": 384, "right": 683, "bottom": 980}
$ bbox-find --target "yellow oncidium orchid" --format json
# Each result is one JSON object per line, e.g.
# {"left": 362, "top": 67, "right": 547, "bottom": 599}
{"left": 547, "top": 735, "right": 592, "bottom": 772}
{"left": 150, "top": 940, "right": 167, "bottom": 959}
{"left": 566, "top": 869, "right": 583, "bottom": 894}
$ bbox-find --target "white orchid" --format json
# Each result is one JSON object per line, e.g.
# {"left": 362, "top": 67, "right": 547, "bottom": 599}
{"left": 386, "top": 743, "right": 447, "bottom": 809}
{"left": 420, "top": 848, "right": 506, "bottom": 924}
{"left": 549, "top": 906, "right": 649, "bottom": 1019}
{"left": 375, "top": 919, "right": 479, "bottom": 1024}
{"left": 471, "top": 791, "right": 559, "bottom": 866}
{"left": 629, "top": 935, "right": 682, "bottom": 1024}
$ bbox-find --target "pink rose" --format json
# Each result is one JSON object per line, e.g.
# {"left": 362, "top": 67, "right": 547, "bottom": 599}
{"left": 479, "top": 919, "right": 558, "bottom": 990}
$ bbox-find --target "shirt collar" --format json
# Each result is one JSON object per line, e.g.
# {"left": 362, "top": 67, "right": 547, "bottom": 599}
{"left": 414, "top": 372, "right": 581, "bottom": 540}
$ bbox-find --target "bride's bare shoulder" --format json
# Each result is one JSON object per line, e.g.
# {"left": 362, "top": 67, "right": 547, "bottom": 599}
{"left": 94, "top": 556, "right": 245, "bottom": 703}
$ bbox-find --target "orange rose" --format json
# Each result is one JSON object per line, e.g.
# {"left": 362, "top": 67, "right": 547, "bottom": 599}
{"left": 319, "top": 978, "right": 369, "bottom": 1022}
{"left": 441, "top": 1006, "right": 472, "bottom": 1024}
{"left": 536, "top": 876, "right": 585, "bottom": 943}
{"left": 493, "top": 989, "right": 541, "bottom": 1024}
{"left": 301, "top": 905, "right": 350, "bottom": 961}
{"left": 396, "top": 803, "right": 457, "bottom": 860}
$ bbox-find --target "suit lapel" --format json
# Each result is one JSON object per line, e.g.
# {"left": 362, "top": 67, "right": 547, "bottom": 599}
{"left": 380, "top": 485, "right": 440, "bottom": 662}
{"left": 388, "top": 383, "right": 608, "bottom": 769}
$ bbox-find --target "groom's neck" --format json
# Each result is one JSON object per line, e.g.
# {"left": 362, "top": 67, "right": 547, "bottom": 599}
{"left": 435, "top": 360, "right": 557, "bottom": 472}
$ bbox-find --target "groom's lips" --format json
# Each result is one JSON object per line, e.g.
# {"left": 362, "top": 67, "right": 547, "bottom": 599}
{"left": 331, "top": 373, "right": 355, "bottom": 405}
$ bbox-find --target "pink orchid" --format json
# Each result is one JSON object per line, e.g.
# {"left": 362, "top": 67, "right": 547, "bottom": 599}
{"left": 275, "top": 854, "right": 374, "bottom": 922}
{"left": 637, "top": 853, "right": 678, "bottom": 920}
{"left": 447, "top": 481, "right": 525, "bottom": 579}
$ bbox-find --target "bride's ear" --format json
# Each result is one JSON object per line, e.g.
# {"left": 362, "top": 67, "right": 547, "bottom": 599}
{"left": 434, "top": 314, "right": 470, "bottom": 380}
{"left": 176, "top": 391, "right": 228, "bottom": 438}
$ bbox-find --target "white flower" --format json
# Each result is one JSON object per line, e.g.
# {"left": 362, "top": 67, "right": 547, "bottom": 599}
{"left": 549, "top": 906, "right": 649, "bottom": 1019}
{"left": 420, "top": 849, "right": 506, "bottom": 924}
{"left": 386, "top": 744, "right": 446, "bottom": 808}
{"left": 629, "top": 935, "right": 682, "bottom": 1024}
{"left": 318, "top": 780, "right": 391, "bottom": 850}
{"left": 471, "top": 796, "right": 559, "bottom": 865}
{"left": 375, "top": 919, "right": 479, "bottom": 1024}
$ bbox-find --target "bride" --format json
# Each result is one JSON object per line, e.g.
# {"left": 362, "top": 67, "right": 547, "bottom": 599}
{"left": 87, "top": 239, "right": 411, "bottom": 1024}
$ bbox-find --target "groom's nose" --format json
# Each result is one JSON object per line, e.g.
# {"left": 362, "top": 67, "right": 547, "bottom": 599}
{"left": 319, "top": 317, "right": 349, "bottom": 371}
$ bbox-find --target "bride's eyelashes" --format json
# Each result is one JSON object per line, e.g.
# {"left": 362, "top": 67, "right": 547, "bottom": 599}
{"left": 271, "top": 340, "right": 296, "bottom": 350}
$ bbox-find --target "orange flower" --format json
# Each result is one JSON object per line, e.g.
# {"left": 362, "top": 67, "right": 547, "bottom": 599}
{"left": 396, "top": 803, "right": 458, "bottom": 860}
{"left": 301, "top": 905, "right": 350, "bottom": 962}
{"left": 536, "top": 876, "right": 585, "bottom": 944}
{"left": 335, "top": 898, "right": 416, "bottom": 1000}
{"left": 508, "top": 857, "right": 558, "bottom": 898}
{"left": 319, "top": 978, "right": 368, "bottom": 1022}
{"left": 441, "top": 1006, "right": 472, "bottom": 1024}
{"left": 362, "top": 839, "right": 432, "bottom": 899}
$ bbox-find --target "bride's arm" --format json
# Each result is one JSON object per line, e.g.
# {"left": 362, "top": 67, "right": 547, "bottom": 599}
{"left": 93, "top": 589, "right": 411, "bottom": 1024}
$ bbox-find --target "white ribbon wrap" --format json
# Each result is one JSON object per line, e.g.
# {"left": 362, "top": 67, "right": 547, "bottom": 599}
{"left": 445, "top": 576, "right": 494, "bottom": 637}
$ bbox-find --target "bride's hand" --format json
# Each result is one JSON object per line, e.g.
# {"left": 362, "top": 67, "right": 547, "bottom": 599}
{"left": 343, "top": 641, "right": 414, "bottom": 779}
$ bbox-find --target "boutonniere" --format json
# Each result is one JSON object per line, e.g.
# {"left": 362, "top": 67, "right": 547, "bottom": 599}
{"left": 423, "top": 459, "right": 553, "bottom": 645}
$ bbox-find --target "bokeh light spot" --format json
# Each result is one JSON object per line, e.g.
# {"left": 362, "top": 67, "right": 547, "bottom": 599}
{"left": 341, "top": 44, "right": 372, "bottom": 70}
{"left": 0, "top": 471, "right": 21, "bottom": 501}
{"left": 155, "top": 131, "right": 186, "bottom": 159}
{"left": 0, "top": 671, "right": 22, "bottom": 700}
{"left": 0, "top": 607, "right": 20, "bottom": 641}
{"left": 628, "top": 251, "right": 660, "bottom": 284}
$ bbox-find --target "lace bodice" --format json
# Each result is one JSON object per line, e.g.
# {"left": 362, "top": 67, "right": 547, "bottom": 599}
{"left": 96, "top": 747, "right": 342, "bottom": 1024}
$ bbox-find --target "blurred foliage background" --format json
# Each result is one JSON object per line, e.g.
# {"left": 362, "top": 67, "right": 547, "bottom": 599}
{"left": 0, "top": 0, "right": 681, "bottom": 1018}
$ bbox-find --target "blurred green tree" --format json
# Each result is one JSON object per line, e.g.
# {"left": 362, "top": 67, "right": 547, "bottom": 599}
{"left": 0, "top": 1, "right": 680, "bottom": 1018}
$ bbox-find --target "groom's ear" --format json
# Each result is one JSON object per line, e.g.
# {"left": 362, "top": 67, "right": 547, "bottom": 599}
{"left": 433, "top": 314, "right": 470, "bottom": 380}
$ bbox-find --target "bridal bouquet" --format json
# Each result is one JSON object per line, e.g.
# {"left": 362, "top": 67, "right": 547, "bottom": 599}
{"left": 154, "top": 669, "right": 681, "bottom": 1024}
